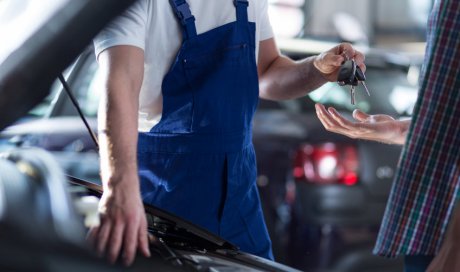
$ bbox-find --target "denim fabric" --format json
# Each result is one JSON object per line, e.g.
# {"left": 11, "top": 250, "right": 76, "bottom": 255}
{"left": 137, "top": 0, "right": 273, "bottom": 260}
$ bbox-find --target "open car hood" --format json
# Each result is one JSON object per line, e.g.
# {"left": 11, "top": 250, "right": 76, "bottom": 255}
{"left": 0, "top": 0, "right": 137, "bottom": 130}
{"left": 0, "top": 148, "right": 300, "bottom": 271}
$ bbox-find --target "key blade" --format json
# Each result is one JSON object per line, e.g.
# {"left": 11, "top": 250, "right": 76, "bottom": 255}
{"left": 350, "top": 87, "right": 355, "bottom": 105}
{"left": 361, "top": 81, "right": 371, "bottom": 96}
{"left": 355, "top": 66, "right": 366, "bottom": 81}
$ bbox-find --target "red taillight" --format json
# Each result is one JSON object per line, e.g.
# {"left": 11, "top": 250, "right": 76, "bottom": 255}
{"left": 293, "top": 143, "right": 359, "bottom": 186}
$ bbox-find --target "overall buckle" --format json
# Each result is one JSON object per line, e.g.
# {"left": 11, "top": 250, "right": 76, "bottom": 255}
{"left": 170, "top": 1, "right": 195, "bottom": 26}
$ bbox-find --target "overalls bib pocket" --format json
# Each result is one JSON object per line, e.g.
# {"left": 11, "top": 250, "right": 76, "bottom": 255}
{"left": 183, "top": 43, "right": 258, "bottom": 134}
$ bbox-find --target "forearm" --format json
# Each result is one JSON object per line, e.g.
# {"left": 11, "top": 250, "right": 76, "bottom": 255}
{"left": 98, "top": 87, "right": 140, "bottom": 190}
{"left": 259, "top": 55, "right": 327, "bottom": 100}
{"left": 97, "top": 46, "right": 144, "bottom": 190}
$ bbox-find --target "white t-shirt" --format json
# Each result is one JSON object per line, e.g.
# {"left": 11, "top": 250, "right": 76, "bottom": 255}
{"left": 93, "top": 0, "right": 273, "bottom": 132}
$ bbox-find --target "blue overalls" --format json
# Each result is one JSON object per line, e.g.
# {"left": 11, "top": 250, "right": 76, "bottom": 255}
{"left": 137, "top": 0, "right": 273, "bottom": 260}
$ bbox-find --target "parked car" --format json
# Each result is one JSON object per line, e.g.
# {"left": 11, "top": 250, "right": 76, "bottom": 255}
{"left": 1, "top": 43, "right": 421, "bottom": 271}
{"left": 0, "top": 0, "right": 302, "bottom": 271}
{"left": 252, "top": 41, "right": 421, "bottom": 271}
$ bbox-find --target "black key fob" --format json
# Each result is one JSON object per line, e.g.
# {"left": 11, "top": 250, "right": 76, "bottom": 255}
{"left": 337, "top": 60, "right": 356, "bottom": 86}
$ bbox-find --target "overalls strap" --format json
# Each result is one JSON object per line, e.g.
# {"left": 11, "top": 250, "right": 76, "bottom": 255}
{"left": 169, "top": 0, "right": 197, "bottom": 39}
{"left": 234, "top": 0, "right": 249, "bottom": 23}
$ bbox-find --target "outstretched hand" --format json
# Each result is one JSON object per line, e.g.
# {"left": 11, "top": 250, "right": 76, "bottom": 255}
{"left": 313, "top": 43, "right": 366, "bottom": 82}
{"left": 315, "top": 103, "right": 409, "bottom": 145}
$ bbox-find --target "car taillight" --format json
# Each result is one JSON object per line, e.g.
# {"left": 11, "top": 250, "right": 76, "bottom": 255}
{"left": 293, "top": 143, "right": 359, "bottom": 186}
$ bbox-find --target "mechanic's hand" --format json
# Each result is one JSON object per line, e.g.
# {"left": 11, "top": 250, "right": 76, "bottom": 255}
{"left": 315, "top": 103, "right": 408, "bottom": 145}
{"left": 313, "top": 42, "right": 366, "bottom": 82}
{"left": 87, "top": 180, "right": 150, "bottom": 266}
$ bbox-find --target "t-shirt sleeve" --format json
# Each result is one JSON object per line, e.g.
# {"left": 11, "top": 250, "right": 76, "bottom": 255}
{"left": 93, "top": 0, "right": 149, "bottom": 58}
{"left": 258, "top": 0, "right": 274, "bottom": 41}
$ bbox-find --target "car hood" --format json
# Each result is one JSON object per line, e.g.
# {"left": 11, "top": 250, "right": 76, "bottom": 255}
{"left": 0, "top": 0, "right": 137, "bottom": 131}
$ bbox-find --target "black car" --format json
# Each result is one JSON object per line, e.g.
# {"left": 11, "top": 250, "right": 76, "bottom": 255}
{"left": 0, "top": 1, "right": 301, "bottom": 271}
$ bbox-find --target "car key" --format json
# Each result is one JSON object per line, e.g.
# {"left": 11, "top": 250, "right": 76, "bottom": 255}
{"left": 337, "top": 59, "right": 356, "bottom": 86}
{"left": 338, "top": 59, "right": 358, "bottom": 105}
{"left": 355, "top": 66, "right": 371, "bottom": 96}
{"left": 350, "top": 86, "right": 356, "bottom": 105}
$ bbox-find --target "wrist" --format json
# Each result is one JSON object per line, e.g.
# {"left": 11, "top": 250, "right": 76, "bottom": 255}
{"left": 101, "top": 168, "right": 139, "bottom": 189}
{"left": 310, "top": 56, "right": 330, "bottom": 82}
{"left": 395, "top": 119, "right": 411, "bottom": 145}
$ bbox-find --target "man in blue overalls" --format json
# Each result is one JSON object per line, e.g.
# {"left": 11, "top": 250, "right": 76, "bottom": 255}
{"left": 89, "top": 0, "right": 365, "bottom": 266}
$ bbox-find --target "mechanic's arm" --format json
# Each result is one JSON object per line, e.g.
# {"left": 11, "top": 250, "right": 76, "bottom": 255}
{"left": 258, "top": 38, "right": 365, "bottom": 100}
{"left": 88, "top": 45, "right": 150, "bottom": 266}
{"left": 315, "top": 104, "right": 411, "bottom": 145}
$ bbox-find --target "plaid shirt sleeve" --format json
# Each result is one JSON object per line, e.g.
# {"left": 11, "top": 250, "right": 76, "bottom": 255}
{"left": 373, "top": 0, "right": 460, "bottom": 257}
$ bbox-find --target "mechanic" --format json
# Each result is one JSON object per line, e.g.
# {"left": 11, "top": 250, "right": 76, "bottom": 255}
{"left": 315, "top": 0, "right": 460, "bottom": 271}
{"left": 89, "top": 0, "right": 365, "bottom": 266}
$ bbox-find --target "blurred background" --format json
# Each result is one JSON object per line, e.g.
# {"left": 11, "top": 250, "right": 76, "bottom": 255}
{"left": 0, "top": 0, "right": 431, "bottom": 271}
{"left": 268, "top": 0, "right": 430, "bottom": 48}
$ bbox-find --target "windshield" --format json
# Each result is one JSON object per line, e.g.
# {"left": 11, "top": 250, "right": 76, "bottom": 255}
{"left": 0, "top": 0, "right": 69, "bottom": 64}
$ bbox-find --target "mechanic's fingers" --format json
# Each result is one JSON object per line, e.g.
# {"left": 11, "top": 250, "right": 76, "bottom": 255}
{"left": 338, "top": 43, "right": 355, "bottom": 60}
{"left": 352, "top": 109, "right": 370, "bottom": 122}
{"left": 107, "top": 222, "right": 125, "bottom": 264}
{"left": 353, "top": 51, "right": 366, "bottom": 73}
{"left": 96, "top": 220, "right": 112, "bottom": 256}
{"left": 122, "top": 221, "right": 138, "bottom": 266}
{"left": 324, "top": 53, "right": 344, "bottom": 67}
{"left": 138, "top": 217, "right": 151, "bottom": 259}
{"left": 337, "top": 43, "right": 366, "bottom": 72}
{"left": 314, "top": 54, "right": 344, "bottom": 74}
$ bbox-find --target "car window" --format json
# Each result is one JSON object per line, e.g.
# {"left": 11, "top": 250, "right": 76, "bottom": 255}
{"left": 73, "top": 59, "right": 104, "bottom": 118}
{"left": 25, "top": 62, "right": 78, "bottom": 119}
{"left": 27, "top": 83, "right": 61, "bottom": 118}
{"left": 46, "top": 53, "right": 102, "bottom": 119}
